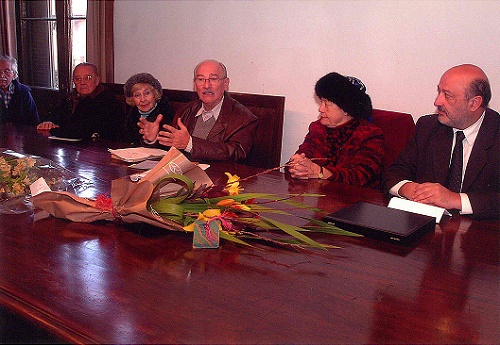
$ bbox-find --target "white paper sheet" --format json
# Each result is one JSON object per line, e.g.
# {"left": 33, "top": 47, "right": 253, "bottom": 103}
{"left": 388, "top": 197, "right": 451, "bottom": 223}
{"left": 48, "top": 136, "right": 82, "bottom": 142}
{"left": 30, "top": 177, "right": 52, "bottom": 196}
{"left": 109, "top": 147, "right": 169, "bottom": 163}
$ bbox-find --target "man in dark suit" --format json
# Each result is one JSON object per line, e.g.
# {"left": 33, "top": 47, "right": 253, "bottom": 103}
{"left": 138, "top": 59, "right": 258, "bottom": 162}
{"left": 384, "top": 64, "right": 499, "bottom": 219}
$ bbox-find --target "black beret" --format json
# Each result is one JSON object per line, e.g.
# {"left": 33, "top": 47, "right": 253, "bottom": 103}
{"left": 124, "top": 73, "right": 163, "bottom": 98}
{"left": 315, "top": 72, "right": 372, "bottom": 119}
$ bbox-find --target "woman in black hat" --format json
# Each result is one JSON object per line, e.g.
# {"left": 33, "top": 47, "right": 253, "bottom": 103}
{"left": 123, "top": 72, "right": 175, "bottom": 145}
{"left": 288, "top": 72, "right": 385, "bottom": 188}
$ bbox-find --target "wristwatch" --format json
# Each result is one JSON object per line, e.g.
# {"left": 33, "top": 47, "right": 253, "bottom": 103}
{"left": 318, "top": 166, "right": 324, "bottom": 179}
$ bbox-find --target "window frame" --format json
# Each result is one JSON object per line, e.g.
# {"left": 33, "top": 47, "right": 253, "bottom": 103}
{"left": 15, "top": 0, "right": 86, "bottom": 93}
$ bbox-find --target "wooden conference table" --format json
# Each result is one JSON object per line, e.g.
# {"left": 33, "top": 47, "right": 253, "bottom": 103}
{"left": 0, "top": 124, "right": 499, "bottom": 344}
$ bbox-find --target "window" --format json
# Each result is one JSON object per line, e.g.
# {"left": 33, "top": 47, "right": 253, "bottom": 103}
{"left": 70, "top": 1, "right": 87, "bottom": 74}
{"left": 15, "top": 0, "right": 87, "bottom": 91}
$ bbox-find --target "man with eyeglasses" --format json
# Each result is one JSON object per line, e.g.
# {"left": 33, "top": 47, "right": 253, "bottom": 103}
{"left": 37, "top": 62, "right": 125, "bottom": 141}
{"left": 0, "top": 55, "right": 39, "bottom": 125}
{"left": 138, "top": 59, "right": 258, "bottom": 162}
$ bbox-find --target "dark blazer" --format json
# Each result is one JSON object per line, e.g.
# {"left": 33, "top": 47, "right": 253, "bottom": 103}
{"left": 173, "top": 92, "right": 258, "bottom": 162}
{"left": 0, "top": 80, "right": 39, "bottom": 125}
{"left": 383, "top": 108, "right": 500, "bottom": 218}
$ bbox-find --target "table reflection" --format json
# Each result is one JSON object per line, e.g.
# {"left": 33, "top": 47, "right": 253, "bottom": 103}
{"left": 369, "top": 216, "right": 500, "bottom": 343}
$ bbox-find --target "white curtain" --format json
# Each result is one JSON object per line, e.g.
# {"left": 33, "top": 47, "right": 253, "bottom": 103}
{"left": 86, "top": 0, "right": 114, "bottom": 82}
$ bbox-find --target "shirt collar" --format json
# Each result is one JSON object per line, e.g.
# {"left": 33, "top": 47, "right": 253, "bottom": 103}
{"left": 453, "top": 110, "right": 485, "bottom": 147}
{"left": 138, "top": 102, "right": 158, "bottom": 117}
{"left": 195, "top": 95, "right": 224, "bottom": 121}
{"left": 0, "top": 82, "right": 14, "bottom": 96}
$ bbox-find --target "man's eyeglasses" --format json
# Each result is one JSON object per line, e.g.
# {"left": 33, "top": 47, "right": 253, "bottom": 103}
{"left": 194, "top": 77, "right": 225, "bottom": 85}
{"left": 74, "top": 75, "right": 94, "bottom": 84}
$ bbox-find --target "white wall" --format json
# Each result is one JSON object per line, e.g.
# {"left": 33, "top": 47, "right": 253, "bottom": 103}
{"left": 114, "top": 0, "right": 500, "bottom": 164}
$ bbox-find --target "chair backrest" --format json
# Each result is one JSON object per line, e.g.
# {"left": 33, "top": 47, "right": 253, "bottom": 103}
{"left": 229, "top": 91, "right": 284, "bottom": 169}
{"left": 30, "top": 87, "right": 65, "bottom": 119}
{"left": 371, "top": 108, "right": 415, "bottom": 168}
{"left": 102, "top": 83, "right": 129, "bottom": 114}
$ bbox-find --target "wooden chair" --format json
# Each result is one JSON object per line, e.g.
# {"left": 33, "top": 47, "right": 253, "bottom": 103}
{"left": 372, "top": 108, "right": 415, "bottom": 168}
{"left": 231, "top": 91, "right": 285, "bottom": 169}
{"left": 30, "top": 87, "right": 64, "bottom": 119}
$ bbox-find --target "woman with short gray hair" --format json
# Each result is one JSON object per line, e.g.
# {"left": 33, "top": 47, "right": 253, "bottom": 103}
{"left": 123, "top": 72, "right": 174, "bottom": 145}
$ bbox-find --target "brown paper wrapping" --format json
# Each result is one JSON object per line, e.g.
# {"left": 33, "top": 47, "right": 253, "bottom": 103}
{"left": 32, "top": 148, "right": 213, "bottom": 231}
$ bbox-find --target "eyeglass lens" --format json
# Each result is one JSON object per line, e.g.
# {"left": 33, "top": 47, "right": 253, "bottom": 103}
{"left": 194, "top": 77, "right": 224, "bottom": 85}
{"left": 74, "top": 75, "right": 93, "bottom": 83}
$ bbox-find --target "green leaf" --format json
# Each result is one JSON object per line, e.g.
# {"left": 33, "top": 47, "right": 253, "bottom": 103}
{"left": 152, "top": 174, "right": 195, "bottom": 204}
{"left": 242, "top": 204, "right": 290, "bottom": 215}
{"left": 259, "top": 216, "right": 326, "bottom": 250}
{"left": 220, "top": 231, "right": 254, "bottom": 247}
{"left": 183, "top": 215, "right": 196, "bottom": 226}
{"left": 208, "top": 192, "right": 322, "bottom": 204}
{"left": 150, "top": 202, "right": 184, "bottom": 222}
{"left": 298, "top": 217, "right": 363, "bottom": 237}
{"left": 237, "top": 217, "right": 276, "bottom": 229}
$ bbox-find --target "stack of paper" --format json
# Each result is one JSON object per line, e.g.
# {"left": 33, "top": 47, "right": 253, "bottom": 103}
{"left": 108, "top": 147, "right": 169, "bottom": 163}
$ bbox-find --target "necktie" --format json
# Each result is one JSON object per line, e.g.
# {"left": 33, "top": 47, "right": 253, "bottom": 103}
{"left": 445, "top": 131, "right": 465, "bottom": 192}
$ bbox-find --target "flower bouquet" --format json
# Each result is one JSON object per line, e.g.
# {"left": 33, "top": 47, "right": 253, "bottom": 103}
{"left": 0, "top": 149, "right": 91, "bottom": 214}
{"left": 32, "top": 147, "right": 212, "bottom": 231}
{"left": 32, "top": 147, "right": 358, "bottom": 249}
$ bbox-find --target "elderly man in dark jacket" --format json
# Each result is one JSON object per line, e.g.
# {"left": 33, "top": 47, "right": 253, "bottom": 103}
{"left": 138, "top": 59, "right": 258, "bottom": 162}
{"left": 37, "top": 62, "right": 125, "bottom": 141}
{"left": 0, "top": 55, "right": 39, "bottom": 125}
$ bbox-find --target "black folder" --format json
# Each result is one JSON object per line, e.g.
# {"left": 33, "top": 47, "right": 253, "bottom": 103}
{"left": 323, "top": 202, "right": 436, "bottom": 245}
